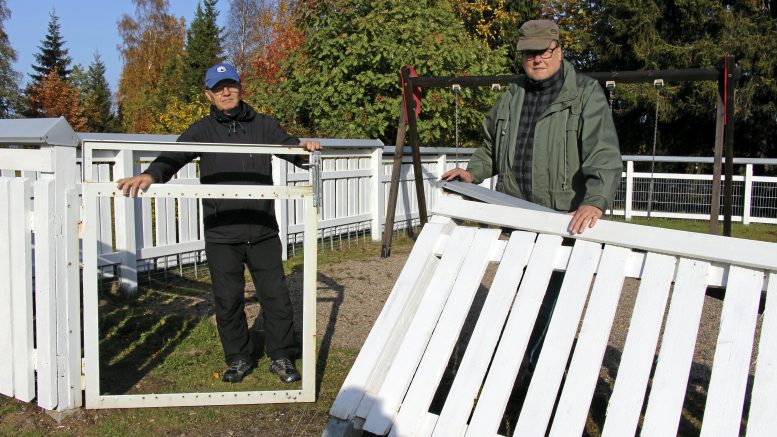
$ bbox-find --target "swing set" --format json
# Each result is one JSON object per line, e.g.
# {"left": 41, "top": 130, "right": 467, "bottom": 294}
{"left": 381, "top": 55, "right": 741, "bottom": 257}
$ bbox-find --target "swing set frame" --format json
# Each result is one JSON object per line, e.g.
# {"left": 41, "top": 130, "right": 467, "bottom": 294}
{"left": 381, "top": 55, "right": 741, "bottom": 257}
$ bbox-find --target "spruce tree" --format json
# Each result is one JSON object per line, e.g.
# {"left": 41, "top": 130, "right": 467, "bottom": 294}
{"left": 181, "top": 0, "right": 223, "bottom": 101}
{"left": 83, "top": 52, "right": 117, "bottom": 132}
{"left": 0, "top": 0, "right": 20, "bottom": 117}
{"left": 31, "top": 10, "right": 72, "bottom": 82}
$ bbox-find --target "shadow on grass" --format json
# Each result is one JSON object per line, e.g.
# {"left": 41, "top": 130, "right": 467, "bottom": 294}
{"left": 98, "top": 274, "right": 212, "bottom": 395}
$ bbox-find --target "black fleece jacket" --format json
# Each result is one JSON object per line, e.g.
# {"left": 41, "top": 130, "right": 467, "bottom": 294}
{"left": 142, "top": 101, "right": 301, "bottom": 244}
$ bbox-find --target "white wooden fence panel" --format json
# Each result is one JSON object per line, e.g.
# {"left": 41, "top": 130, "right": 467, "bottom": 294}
{"left": 513, "top": 240, "right": 602, "bottom": 437}
{"left": 390, "top": 228, "right": 501, "bottom": 437}
{"left": 432, "top": 231, "right": 536, "bottom": 437}
{"left": 641, "top": 258, "right": 710, "bottom": 436}
{"left": 465, "top": 234, "right": 564, "bottom": 436}
{"left": 328, "top": 220, "right": 453, "bottom": 420}
{"left": 601, "top": 252, "right": 677, "bottom": 437}
{"left": 33, "top": 179, "right": 58, "bottom": 409}
{"left": 746, "top": 273, "right": 777, "bottom": 436}
{"left": 10, "top": 177, "right": 35, "bottom": 402}
{"left": 363, "top": 226, "right": 477, "bottom": 435}
{"left": 700, "top": 266, "right": 763, "bottom": 437}
{"left": 549, "top": 244, "right": 629, "bottom": 437}
{"left": 97, "top": 164, "right": 112, "bottom": 255}
{"left": 0, "top": 177, "right": 14, "bottom": 397}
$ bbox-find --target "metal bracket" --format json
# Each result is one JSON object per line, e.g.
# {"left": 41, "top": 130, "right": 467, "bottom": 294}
{"left": 605, "top": 80, "right": 616, "bottom": 91}
{"left": 653, "top": 78, "right": 665, "bottom": 89}
{"left": 309, "top": 151, "right": 322, "bottom": 207}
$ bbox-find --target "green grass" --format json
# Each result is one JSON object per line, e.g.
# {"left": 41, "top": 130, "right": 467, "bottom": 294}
{"left": 611, "top": 217, "right": 777, "bottom": 243}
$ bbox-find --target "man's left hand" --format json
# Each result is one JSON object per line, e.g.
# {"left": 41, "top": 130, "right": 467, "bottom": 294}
{"left": 300, "top": 141, "right": 322, "bottom": 152}
{"left": 567, "top": 205, "right": 603, "bottom": 235}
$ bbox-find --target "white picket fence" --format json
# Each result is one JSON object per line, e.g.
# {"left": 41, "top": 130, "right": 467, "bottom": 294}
{"left": 326, "top": 194, "right": 777, "bottom": 437}
{"left": 0, "top": 118, "right": 81, "bottom": 412}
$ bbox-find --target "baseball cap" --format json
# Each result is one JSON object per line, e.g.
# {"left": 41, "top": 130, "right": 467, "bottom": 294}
{"left": 516, "top": 20, "right": 560, "bottom": 51}
{"left": 204, "top": 63, "right": 240, "bottom": 90}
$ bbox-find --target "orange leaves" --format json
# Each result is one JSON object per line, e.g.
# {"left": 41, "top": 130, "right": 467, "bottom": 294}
{"left": 26, "top": 70, "right": 88, "bottom": 131}
{"left": 247, "top": 0, "right": 305, "bottom": 85}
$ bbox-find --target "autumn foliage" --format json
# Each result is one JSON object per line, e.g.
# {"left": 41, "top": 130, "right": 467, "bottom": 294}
{"left": 26, "top": 70, "right": 87, "bottom": 131}
{"left": 248, "top": 0, "right": 305, "bottom": 85}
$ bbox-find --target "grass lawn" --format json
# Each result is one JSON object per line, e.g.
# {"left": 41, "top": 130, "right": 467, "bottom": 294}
{"left": 611, "top": 217, "right": 777, "bottom": 243}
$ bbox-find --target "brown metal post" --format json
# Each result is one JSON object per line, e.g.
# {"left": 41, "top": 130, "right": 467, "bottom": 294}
{"left": 381, "top": 106, "right": 407, "bottom": 258}
{"left": 709, "top": 93, "right": 724, "bottom": 234}
{"left": 402, "top": 68, "right": 428, "bottom": 229}
{"left": 723, "top": 55, "right": 736, "bottom": 237}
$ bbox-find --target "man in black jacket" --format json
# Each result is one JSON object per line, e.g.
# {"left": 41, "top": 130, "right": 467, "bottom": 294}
{"left": 117, "top": 63, "right": 321, "bottom": 383}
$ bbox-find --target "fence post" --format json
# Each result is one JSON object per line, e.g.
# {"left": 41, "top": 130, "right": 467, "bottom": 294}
{"left": 112, "top": 149, "right": 139, "bottom": 293}
{"left": 273, "top": 156, "right": 289, "bottom": 260}
{"left": 370, "top": 146, "right": 383, "bottom": 241}
{"left": 625, "top": 160, "right": 634, "bottom": 221}
{"left": 743, "top": 163, "right": 753, "bottom": 225}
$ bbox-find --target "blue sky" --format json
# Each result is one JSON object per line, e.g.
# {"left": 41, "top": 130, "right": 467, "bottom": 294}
{"left": 5, "top": 0, "right": 230, "bottom": 92}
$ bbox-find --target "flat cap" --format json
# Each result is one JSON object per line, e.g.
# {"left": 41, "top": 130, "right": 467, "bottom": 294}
{"left": 517, "top": 20, "right": 560, "bottom": 51}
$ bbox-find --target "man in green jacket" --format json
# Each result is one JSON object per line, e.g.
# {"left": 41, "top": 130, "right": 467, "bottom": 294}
{"left": 441, "top": 19, "right": 622, "bottom": 234}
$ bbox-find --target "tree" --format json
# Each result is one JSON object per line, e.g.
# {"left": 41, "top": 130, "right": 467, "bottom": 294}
{"left": 248, "top": 0, "right": 303, "bottom": 86}
{"left": 224, "top": 0, "right": 267, "bottom": 73}
{"left": 181, "top": 0, "right": 223, "bottom": 101}
{"left": 30, "top": 11, "right": 72, "bottom": 82}
{"left": 263, "top": 0, "right": 508, "bottom": 147}
{"left": 586, "top": 0, "right": 777, "bottom": 162}
{"left": 26, "top": 70, "right": 87, "bottom": 130}
{"left": 0, "top": 0, "right": 20, "bottom": 117}
{"left": 82, "top": 52, "right": 119, "bottom": 132}
{"left": 118, "top": 0, "right": 185, "bottom": 133}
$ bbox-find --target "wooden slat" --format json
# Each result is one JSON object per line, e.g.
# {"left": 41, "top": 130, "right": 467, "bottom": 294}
{"left": 700, "top": 266, "right": 764, "bottom": 436}
{"left": 390, "top": 228, "right": 501, "bottom": 437}
{"left": 746, "top": 273, "right": 777, "bottom": 436}
{"left": 33, "top": 179, "right": 58, "bottom": 409}
{"left": 465, "top": 234, "right": 564, "bottom": 436}
{"left": 97, "top": 164, "right": 113, "bottom": 255}
{"left": 549, "top": 245, "right": 629, "bottom": 436}
{"left": 363, "top": 226, "right": 478, "bottom": 435}
{"left": 328, "top": 221, "right": 453, "bottom": 419}
{"left": 601, "top": 253, "right": 677, "bottom": 437}
{"left": 432, "top": 231, "right": 536, "bottom": 437}
{"left": 10, "top": 177, "right": 35, "bottom": 402}
{"left": 641, "top": 258, "right": 710, "bottom": 436}
{"left": 513, "top": 240, "right": 602, "bottom": 436}
{"left": 0, "top": 177, "right": 14, "bottom": 397}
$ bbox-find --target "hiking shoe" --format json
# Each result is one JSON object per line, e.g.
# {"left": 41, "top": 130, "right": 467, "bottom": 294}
{"left": 222, "top": 358, "right": 254, "bottom": 383}
{"left": 269, "top": 358, "right": 301, "bottom": 383}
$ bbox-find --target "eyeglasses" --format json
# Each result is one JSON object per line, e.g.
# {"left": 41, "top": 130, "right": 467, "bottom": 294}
{"left": 523, "top": 43, "right": 560, "bottom": 61}
{"left": 210, "top": 83, "right": 240, "bottom": 94}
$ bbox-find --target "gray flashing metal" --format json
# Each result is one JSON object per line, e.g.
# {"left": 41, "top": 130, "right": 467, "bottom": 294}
{"left": 0, "top": 117, "right": 79, "bottom": 147}
{"left": 441, "top": 180, "right": 558, "bottom": 213}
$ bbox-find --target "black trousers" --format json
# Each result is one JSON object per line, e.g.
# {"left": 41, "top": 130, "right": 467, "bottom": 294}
{"left": 205, "top": 236, "right": 299, "bottom": 363}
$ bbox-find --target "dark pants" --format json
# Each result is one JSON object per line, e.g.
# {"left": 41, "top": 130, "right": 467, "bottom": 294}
{"left": 205, "top": 236, "right": 299, "bottom": 363}
{"left": 527, "top": 270, "right": 564, "bottom": 369}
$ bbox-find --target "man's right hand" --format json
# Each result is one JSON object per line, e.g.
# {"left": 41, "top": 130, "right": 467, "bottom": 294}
{"left": 439, "top": 167, "right": 474, "bottom": 183}
{"left": 116, "top": 173, "right": 155, "bottom": 197}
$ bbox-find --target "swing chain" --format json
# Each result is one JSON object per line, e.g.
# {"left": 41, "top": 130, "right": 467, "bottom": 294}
{"left": 647, "top": 79, "right": 664, "bottom": 220}
{"left": 452, "top": 84, "right": 461, "bottom": 165}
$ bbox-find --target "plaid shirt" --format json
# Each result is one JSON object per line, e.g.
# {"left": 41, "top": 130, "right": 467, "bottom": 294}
{"left": 512, "top": 68, "right": 565, "bottom": 201}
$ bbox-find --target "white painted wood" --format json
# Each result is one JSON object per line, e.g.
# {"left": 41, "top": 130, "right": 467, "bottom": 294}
{"left": 601, "top": 253, "right": 677, "bottom": 437}
{"left": 0, "top": 177, "right": 14, "bottom": 397}
{"left": 625, "top": 160, "right": 633, "bottom": 220}
{"left": 97, "top": 164, "right": 112, "bottom": 256}
{"left": 10, "top": 177, "right": 35, "bottom": 402}
{"left": 82, "top": 183, "right": 102, "bottom": 408}
{"left": 513, "top": 240, "right": 602, "bottom": 437}
{"left": 746, "top": 273, "right": 777, "bottom": 436}
{"left": 300, "top": 195, "right": 318, "bottom": 401}
{"left": 363, "top": 226, "right": 478, "bottom": 435}
{"left": 700, "top": 266, "right": 763, "bottom": 437}
{"left": 370, "top": 147, "right": 383, "bottom": 240}
{"left": 641, "top": 258, "right": 710, "bottom": 436}
{"left": 0, "top": 148, "right": 54, "bottom": 172}
{"left": 743, "top": 164, "right": 753, "bottom": 225}
{"left": 549, "top": 245, "right": 629, "bottom": 437}
{"left": 432, "top": 231, "right": 536, "bottom": 437}
{"left": 466, "top": 234, "right": 564, "bottom": 436}
{"left": 433, "top": 197, "right": 777, "bottom": 271}
{"left": 60, "top": 187, "right": 82, "bottom": 410}
{"left": 33, "top": 179, "right": 58, "bottom": 409}
{"left": 391, "top": 228, "right": 501, "bottom": 437}
{"left": 112, "top": 149, "right": 138, "bottom": 292}
{"left": 329, "top": 222, "right": 453, "bottom": 420}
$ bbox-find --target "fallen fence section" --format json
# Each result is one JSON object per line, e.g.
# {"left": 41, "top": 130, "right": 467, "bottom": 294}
{"left": 324, "top": 192, "right": 777, "bottom": 437}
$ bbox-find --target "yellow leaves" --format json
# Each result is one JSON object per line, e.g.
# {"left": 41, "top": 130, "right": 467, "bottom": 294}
{"left": 150, "top": 96, "right": 208, "bottom": 134}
